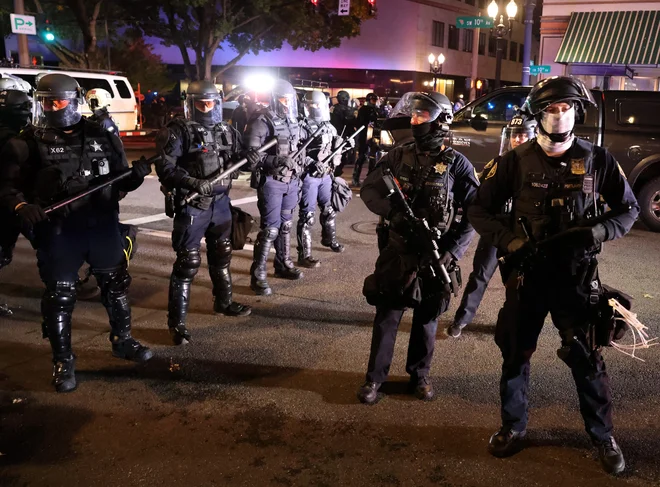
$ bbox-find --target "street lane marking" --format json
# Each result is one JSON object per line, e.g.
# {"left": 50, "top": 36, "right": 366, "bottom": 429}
{"left": 121, "top": 196, "right": 258, "bottom": 226}
{"left": 138, "top": 228, "right": 262, "bottom": 252}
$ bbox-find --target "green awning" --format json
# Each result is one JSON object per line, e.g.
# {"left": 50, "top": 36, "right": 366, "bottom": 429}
{"left": 555, "top": 11, "right": 660, "bottom": 65}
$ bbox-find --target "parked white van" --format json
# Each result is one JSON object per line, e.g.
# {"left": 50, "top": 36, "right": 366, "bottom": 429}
{"left": 0, "top": 67, "right": 138, "bottom": 131}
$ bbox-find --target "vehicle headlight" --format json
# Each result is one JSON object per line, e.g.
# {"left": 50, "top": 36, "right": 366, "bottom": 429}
{"left": 380, "top": 130, "right": 393, "bottom": 148}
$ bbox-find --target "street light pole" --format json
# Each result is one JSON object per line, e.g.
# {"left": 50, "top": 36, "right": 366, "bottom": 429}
{"left": 488, "top": 0, "right": 517, "bottom": 90}
{"left": 428, "top": 53, "right": 445, "bottom": 92}
{"left": 521, "top": 0, "right": 536, "bottom": 85}
{"left": 14, "top": 0, "right": 30, "bottom": 66}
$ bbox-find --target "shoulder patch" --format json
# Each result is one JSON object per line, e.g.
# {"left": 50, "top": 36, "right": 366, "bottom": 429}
{"left": 485, "top": 162, "right": 498, "bottom": 180}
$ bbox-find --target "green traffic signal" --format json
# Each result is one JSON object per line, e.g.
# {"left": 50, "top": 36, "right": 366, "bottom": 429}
{"left": 45, "top": 31, "right": 55, "bottom": 42}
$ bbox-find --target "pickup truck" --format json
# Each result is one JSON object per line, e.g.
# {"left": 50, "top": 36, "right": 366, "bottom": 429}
{"left": 378, "top": 86, "right": 660, "bottom": 232}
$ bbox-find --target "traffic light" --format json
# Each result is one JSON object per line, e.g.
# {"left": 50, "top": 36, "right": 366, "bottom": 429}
{"left": 310, "top": 0, "right": 318, "bottom": 13}
{"left": 368, "top": 0, "right": 376, "bottom": 15}
{"left": 43, "top": 19, "right": 55, "bottom": 42}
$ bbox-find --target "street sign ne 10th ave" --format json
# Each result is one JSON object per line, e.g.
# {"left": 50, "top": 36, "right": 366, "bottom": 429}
{"left": 10, "top": 14, "right": 37, "bottom": 35}
{"left": 456, "top": 16, "right": 494, "bottom": 28}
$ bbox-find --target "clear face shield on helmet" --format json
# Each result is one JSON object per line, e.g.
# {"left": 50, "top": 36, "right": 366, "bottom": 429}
{"left": 499, "top": 124, "right": 537, "bottom": 154}
{"left": 389, "top": 92, "right": 449, "bottom": 124}
{"left": 270, "top": 81, "right": 298, "bottom": 122}
{"left": 34, "top": 91, "right": 83, "bottom": 129}
{"left": 184, "top": 94, "right": 223, "bottom": 126}
{"left": 304, "top": 96, "right": 330, "bottom": 122}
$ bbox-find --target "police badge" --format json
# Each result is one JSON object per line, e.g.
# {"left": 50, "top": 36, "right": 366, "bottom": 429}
{"left": 434, "top": 163, "right": 447, "bottom": 174}
{"left": 570, "top": 159, "right": 586, "bottom": 175}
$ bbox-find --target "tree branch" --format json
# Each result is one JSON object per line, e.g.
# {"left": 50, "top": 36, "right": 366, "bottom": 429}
{"left": 211, "top": 25, "right": 273, "bottom": 79}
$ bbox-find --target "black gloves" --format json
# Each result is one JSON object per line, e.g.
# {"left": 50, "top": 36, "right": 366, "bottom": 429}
{"left": 506, "top": 237, "right": 528, "bottom": 254}
{"left": 16, "top": 203, "right": 48, "bottom": 227}
{"left": 437, "top": 251, "right": 453, "bottom": 268}
{"left": 182, "top": 176, "right": 213, "bottom": 196}
{"left": 560, "top": 223, "right": 608, "bottom": 249}
{"left": 245, "top": 149, "right": 262, "bottom": 170}
{"left": 63, "top": 176, "right": 89, "bottom": 196}
{"left": 131, "top": 157, "right": 152, "bottom": 179}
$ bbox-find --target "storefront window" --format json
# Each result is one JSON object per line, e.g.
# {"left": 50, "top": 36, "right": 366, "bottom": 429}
{"left": 622, "top": 77, "right": 657, "bottom": 91}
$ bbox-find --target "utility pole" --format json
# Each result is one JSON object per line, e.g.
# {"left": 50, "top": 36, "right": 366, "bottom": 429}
{"left": 470, "top": 22, "right": 480, "bottom": 101}
{"left": 521, "top": 0, "right": 536, "bottom": 85}
{"left": 14, "top": 0, "right": 30, "bottom": 66}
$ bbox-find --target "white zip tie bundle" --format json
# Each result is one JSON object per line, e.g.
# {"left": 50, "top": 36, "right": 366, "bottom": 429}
{"left": 608, "top": 298, "right": 659, "bottom": 361}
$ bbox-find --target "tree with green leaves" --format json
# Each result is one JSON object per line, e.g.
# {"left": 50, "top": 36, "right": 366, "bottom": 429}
{"left": 126, "top": 0, "right": 374, "bottom": 81}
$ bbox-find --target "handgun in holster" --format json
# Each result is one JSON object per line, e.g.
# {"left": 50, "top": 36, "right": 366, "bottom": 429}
{"left": 162, "top": 185, "right": 176, "bottom": 218}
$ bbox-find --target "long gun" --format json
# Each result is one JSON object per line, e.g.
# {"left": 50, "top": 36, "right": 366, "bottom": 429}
{"left": 43, "top": 155, "right": 160, "bottom": 214}
{"left": 183, "top": 138, "right": 278, "bottom": 204}
{"left": 290, "top": 124, "right": 325, "bottom": 163}
{"left": 381, "top": 167, "right": 459, "bottom": 296}
{"left": 310, "top": 125, "right": 365, "bottom": 177}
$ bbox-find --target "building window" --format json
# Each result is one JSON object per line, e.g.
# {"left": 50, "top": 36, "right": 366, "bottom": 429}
{"left": 448, "top": 25, "right": 459, "bottom": 50}
{"left": 488, "top": 36, "right": 496, "bottom": 57}
{"left": 463, "top": 29, "right": 474, "bottom": 53}
{"left": 465, "top": 0, "right": 475, "bottom": 5}
{"left": 519, "top": 44, "right": 525, "bottom": 64}
{"left": 432, "top": 21, "right": 445, "bottom": 48}
{"left": 479, "top": 33, "right": 486, "bottom": 55}
{"left": 478, "top": 0, "right": 487, "bottom": 7}
{"left": 509, "top": 41, "right": 518, "bottom": 62}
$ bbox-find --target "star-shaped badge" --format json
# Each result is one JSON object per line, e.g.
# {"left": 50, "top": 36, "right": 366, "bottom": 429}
{"left": 434, "top": 163, "right": 447, "bottom": 174}
{"left": 90, "top": 140, "right": 102, "bottom": 152}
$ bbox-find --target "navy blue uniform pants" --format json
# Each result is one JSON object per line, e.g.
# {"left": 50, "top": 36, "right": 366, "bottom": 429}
{"left": 453, "top": 236, "right": 499, "bottom": 325}
{"left": 35, "top": 212, "right": 126, "bottom": 283}
{"left": 172, "top": 196, "right": 232, "bottom": 251}
{"left": 495, "top": 266, "right": 613, "bottom": 442}
{"left": 366, "top": 293, "right": 451, "bottom": 383}
{"left": 257, "top": 176, "right": 300, "bottom": 230}
{"left": 299, "top": 174, "right": 332, "bottom": 214}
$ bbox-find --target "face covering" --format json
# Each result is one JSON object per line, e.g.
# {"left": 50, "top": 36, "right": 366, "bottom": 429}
{"left": 412, "top": 122, "right": 446, "bottom": 152}
{"left": 540, "top": 106, "right": 575, "bottom": 141}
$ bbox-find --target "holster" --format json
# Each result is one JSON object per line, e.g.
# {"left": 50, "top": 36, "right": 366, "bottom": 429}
{"left": 593, "top": 284, "right": 632, "bottom": 347}
{"left": 165, "top": 191, "right": 176, "bottom": 218}
{"left": 250, "top": 168, "right": 263, "bottom": 190}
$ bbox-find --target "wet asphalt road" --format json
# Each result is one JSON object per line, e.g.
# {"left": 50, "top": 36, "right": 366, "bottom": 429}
{"left": 1, "top": 151, "right": 660, "bottom": 486}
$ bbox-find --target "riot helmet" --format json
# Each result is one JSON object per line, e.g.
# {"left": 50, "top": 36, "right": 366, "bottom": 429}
{"left": 522, "top": 76, "right": 596, "bottom": 116}
{"left": 0, "top": 74, "right": 32, "bottom": 93}
{"left": 499, "top": 114, "right": 537, "bottom": 154}
{"left": 34, "top": 73, "right": 85, "bottom": 129}
{"left": 391, "top": 92, "right": 453, "bottom": 152}
{"left": 304, "top": 90, "right": 330, "bottom": 122}
{"left": 336, "top": 90, "right": 350, "bottom": 106}
{"left": 365, "top": 92, "right": 378, "bottom": 105}
{"left": 184, "top": 80, "right": 223, "bottom": 127}
{"left": 270, "top": 79, "right": 298, "bottom": 123}
{"left": 0, "top": 89, "right": 33, "bottom": 129}
{"left": 86, "top": 88, "right": 112, "bottom": 111}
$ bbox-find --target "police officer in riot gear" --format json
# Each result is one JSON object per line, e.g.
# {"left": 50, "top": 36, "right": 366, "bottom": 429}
{"left": 468, "top": 76, "right": 639, "bottom": 474}
{"left": 297, "top": 90, "right": 346, "bottom": 268}
{"left": 156, "top": 80, "right": 251, "bottom": 346}
{"left": 244, "top": 79, "right": 305, "bottom": 296}
{"left": 352, "top": 92, "right": 379, "bottom": 186}
{"left": 447, "top": 114, "right": 537, "bottom": 338}
{"left": 0, "top": 79, "right": 33, "bottom": 316}
{"left": 330, "top": 90, "right": 355, "bottom": 176}
{"left": 358, "top": 92, "right": 479, "bottom": 404}
{"left": 86, "top": 88, "right": 119, "bottom": 135}
{"left": 0, "top": 73, "right": 153, "bottom": 392}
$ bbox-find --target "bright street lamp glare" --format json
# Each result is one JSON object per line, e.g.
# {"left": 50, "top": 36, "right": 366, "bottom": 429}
{"left": 428, "top": 53, "right": 435, "bottom": 64}
{"left": 487, "top": 0, "right": 498, "bottom": 19}
{"left": 244, "top": 74, "right": 275, "bottom": 93}
{"left": 438, "top": 53, "right": 445, "bottom": 64}
{"left": 506, "top": 0, "right": 518, "bottom": 19}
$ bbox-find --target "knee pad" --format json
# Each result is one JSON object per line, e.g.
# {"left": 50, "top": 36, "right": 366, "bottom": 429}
{"left": 173, "top": 249, "right": 201, "bottom": 279}
{"left": 43, "top": 281, "right": 77, "bottom": 314}
{"left": 298, "top": 211, "right": 315, "bottom": 229}
{"left": 280, "top": 220, "right": 293, "bottom": 234}
{"left": 260, "top": 227, "right": 279, "bottom": 242}
{"left": 96, "top": 267, "right": 132, "bottom": 303}
{"left": 321, "top": 205, "right": 335, "bottom": 218}
{"left": 208, "top": 238, "right": 232, "bottom": 268}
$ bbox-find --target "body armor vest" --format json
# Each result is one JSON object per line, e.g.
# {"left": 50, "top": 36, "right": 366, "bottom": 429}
{"left": 397, "top": 145, "right": 455, "bottom": 231}
{"left": 0, "top": 125, "right": 18, "bottom": 149}
{"left": 170, "top": 118, "right": 234, "bottom": 190}
{"left": 512, "top": 138, "right": 601, "bottom": 243}
{"left": 257, "top": 110, "right": 302, "bottom": 182}
{"left": 31, "top": 122, "right": 116, "bottom": 210}
{"left": 302, "top": 119, "right": 335, "bottom": 177}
